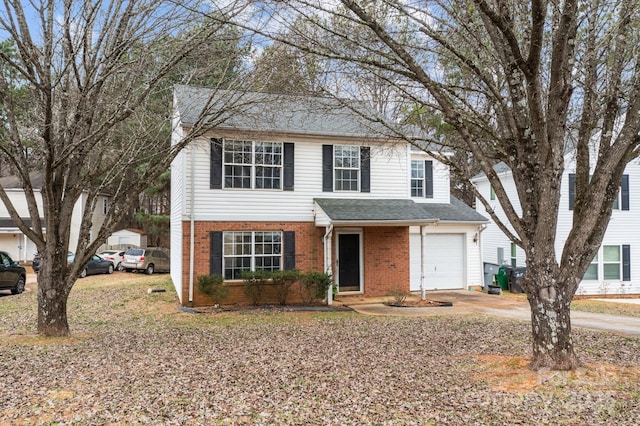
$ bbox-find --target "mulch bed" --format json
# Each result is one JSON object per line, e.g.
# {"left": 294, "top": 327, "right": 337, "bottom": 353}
{"left": 384, "top": 299, "right": 453, "bottom": 307}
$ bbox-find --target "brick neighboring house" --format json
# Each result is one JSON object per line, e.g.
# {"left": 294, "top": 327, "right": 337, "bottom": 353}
{"left": 170, "top": 86, "right": 488, "bottom": 306}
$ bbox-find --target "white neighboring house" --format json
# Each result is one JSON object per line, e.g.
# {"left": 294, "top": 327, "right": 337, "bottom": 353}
{"left": 0, "top": 171, "right": 110, "bottom": 262}
{"left": 105, "top": 228, "right": 147, "bottom": 249}
{"left": 472, "top": 159, "right": 640, "bottom": 296}
{"left": 170, "top": 86, "right": 488, "bottom": 306}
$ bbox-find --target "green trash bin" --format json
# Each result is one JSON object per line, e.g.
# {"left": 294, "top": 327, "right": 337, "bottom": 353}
{"left": 496, "top": 266, "right": 509, "bottom": 291}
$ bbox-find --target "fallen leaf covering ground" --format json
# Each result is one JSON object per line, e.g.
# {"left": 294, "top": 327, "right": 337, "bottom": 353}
{"left": 1, "top": 274, "right": 639, "bottom": 425}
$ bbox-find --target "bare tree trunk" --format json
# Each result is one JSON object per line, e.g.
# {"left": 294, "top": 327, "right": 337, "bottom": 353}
{"left": 36, "top": 270, "right": 71, "bottom": 336}
{"left": 525, "top": 260, "right": 581, "bottom": 370}
{"left": 38, "top": 248, "right": 71, "bottom": 336}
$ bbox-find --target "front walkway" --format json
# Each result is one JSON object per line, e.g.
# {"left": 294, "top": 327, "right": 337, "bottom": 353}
{"left": 338, "top": 290, "right": 640, "bottom": 337}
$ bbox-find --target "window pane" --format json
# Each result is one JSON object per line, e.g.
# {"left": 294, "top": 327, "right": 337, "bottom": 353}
{"left": 411, "top": 180, "right": 424, "bottom": 197}
{"left": 335, "top": 169, "right": 359, "bottom": 191}
{"left": 224, "top": 165, "right": 251, "bottom": 189}
{"left": 603, "top": 246, "right": 620, "bottom": 262}
{"left": 411, "top": 161, "right": 424, "bottom": 197}
{"left": 411, "top": 161, "right": 424, "bottom": 178}
{"left": 255, "top": 166, "right": 281, "bottom": 189}
{"left": 583, "top": 264, "right": 598, "bottom": 280}
{"left": 604, "top": 264, "right": 620, "bottom": 280}
{"left": 255, "top": 142, "right": 282, "bottom": 165}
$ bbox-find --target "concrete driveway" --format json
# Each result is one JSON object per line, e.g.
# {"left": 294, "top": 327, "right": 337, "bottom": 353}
{"left": 343, "top": 290, "right": 640, "bottom": 337}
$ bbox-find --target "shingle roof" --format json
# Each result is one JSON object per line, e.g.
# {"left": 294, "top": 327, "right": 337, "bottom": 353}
{"left": 314, "top": 197, "right": 487, "bottom": 224}
{"left": 0, "top": 217, "right": 43, "bottom": 228}
{"left": 314, "top": 198, "right": 437, "bottom": 223}
{"left": 174, "top": 85, "right": 424, "bottom": 140}
{"left": 418, "top": 197, "right": 488, "bottom": 223}
{"left": 0, "top": 171, "right": 44, "bottom": 189}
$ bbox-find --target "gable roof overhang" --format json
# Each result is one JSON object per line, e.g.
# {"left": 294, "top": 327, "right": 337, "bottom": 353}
{"left": 314, "top": 198, "right": 438, "bottom": 227}
{"left": 0, "top": 217, "right": 45, "bottom": 231}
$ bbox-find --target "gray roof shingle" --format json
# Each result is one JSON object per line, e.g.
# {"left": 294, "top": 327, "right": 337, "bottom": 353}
{"left": 174, "top": 85, "right": 427, "bottom": 140}
{"left": 418, "top": 197, "right": 488, "bottom": 223}
{"left": 315, "top": 197, "right": 487, "bottom": 224}
{"left": 314, "top": 198, "right": 437, "bottom": 223}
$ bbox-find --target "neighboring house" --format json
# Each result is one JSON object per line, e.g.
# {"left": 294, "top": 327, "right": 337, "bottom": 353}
{"left": 170, "top": 86, "right": 488, "bottom": 306}
{"left": 0, "top": 171, "right": 110, "bottom": 262}
{"left": 472, "top": 159, "right": 640, "bottom": 296}
{"left": 105, "top": 228, "right": 147, "bottom": 249}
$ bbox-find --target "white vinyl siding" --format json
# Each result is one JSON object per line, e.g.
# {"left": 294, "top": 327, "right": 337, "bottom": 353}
{"left": 410, "top": 153, "right": 450, "bottom": 203}
{"left": 185, "top": 138, "right": 410, "bottom": 222}
{"left": 170, "top": 124, "right": 187, "bottom": 302}
{"left": 475, "top": 155, "right": 640, "bottom": 295}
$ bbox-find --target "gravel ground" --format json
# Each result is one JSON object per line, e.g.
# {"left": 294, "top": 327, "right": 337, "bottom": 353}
{"left": 1, "top": 274, "right": 639, "bottom": 425}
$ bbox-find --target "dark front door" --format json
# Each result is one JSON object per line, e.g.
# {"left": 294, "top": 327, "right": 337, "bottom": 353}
{"left": 338, "top": 233, "right": 361, "bottom": 292}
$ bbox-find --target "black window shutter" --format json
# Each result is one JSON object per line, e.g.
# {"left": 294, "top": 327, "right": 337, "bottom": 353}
{"left": 360, "top": 146, "right": 370, "bottom": 193}
{"left": 322, "top": 145, "right": 333, "bottom": 192}
{"left": 283, "top": 143, "right": 295, "bottom": 191}
{"left": 283, "top": 231, "right": 296, "bottom": 270}
{"left": 210, "top": 231, "right": 223, "bottom": 276}
{"left": 425, "top": 160, "right": 433, "bottom": 198}
{"left": 621, "top": 174, "right": 629, "bottom": 211}
{"left": 568, "top": 173, "right": 575, "bottom": 210}
{"left": 623, "top": 245, "right": 631, "bottom": 281}
{"left": 210, "top": 138, "right": 223, "bottom": 189}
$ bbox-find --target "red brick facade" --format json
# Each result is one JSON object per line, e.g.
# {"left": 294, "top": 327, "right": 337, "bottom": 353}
{"left": 181, "top": 221, "right": 410, "bottom": 306}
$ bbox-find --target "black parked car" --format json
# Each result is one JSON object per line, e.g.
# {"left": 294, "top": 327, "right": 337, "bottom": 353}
{"left": 69, "top": 254, "right": 115, "bottom": 278}
{"left": 0, "top": 251, "right": 27, "bottom": 295}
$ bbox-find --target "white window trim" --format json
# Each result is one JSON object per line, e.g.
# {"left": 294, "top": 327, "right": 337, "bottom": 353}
{"left": 222, "top": 230, "right": 283, "bottom": 280}
{"left": 411, "top": 160, "right": 424, "bottom": 198}
{"left": 334, "top": 145, "right": 360, "bottom": 192}
{"left": 222, "top": 140, "right": 283, "bottom": 190}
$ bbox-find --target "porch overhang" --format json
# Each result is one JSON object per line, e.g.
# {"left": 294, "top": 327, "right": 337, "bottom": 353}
{"left": 313, "top": 198, "right": 438, "bottom": 227}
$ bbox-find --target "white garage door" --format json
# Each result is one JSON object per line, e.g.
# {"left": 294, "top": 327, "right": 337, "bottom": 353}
{"left": 410, "top": 233, "right": 465, "bottom": 291}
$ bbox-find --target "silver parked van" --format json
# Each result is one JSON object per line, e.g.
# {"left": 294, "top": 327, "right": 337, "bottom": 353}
{"left": 122, "top": 248, "right": 170, "bottom": 274}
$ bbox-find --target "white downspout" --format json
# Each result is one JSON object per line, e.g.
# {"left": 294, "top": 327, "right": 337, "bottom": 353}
{"left": 478, "top": 224, "right": 487, "bottom": 289}
{"left": 324, "top": 224, "right": 334, "bottom": 305}
{"left": 420, "top": 225, "right": 426, "bottom": 300}
{"left": 188, "top": 143, "right": 196, "bottom": 305}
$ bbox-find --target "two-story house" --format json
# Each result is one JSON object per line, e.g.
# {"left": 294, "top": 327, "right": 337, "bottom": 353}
{"left": 170, "top": 86, "right": 488, "bottom": 306}
{"left": 473, "top": 158, "right": 640, "bottom": 296}
{"left": 0, "top": 171, "right": 111, "bottom": 263}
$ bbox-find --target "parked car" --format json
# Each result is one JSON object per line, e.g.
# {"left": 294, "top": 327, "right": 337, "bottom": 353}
{"left": 0, "top": 251, "right": 27, "bottom": 294}
{"left": 122, "top": 248, "right": 169, "bottom": 274}
{"left": 32, "top": 251, "right": 74, "bottom": 273}
{"left": 68, "top": 253, "right": 114, "bottom": 278}
{"left": 98, "top": 250, "right": 126, "bottom": 271}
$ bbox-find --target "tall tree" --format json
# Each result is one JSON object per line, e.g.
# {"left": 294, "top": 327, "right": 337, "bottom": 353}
{"left": 252, "top": 0, "right": 640, "bottom": 370}
{"left": 0, "top": 0, "right": 255, "bottom": 336}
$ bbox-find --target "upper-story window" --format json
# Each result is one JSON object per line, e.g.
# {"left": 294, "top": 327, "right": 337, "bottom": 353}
{"left": 569, "top": 173, "right": 629, "bottom": 211}
{"left": 411, "top": 161, "right": 424, "bottom": 197}
{"left": 102, "top": 198, "right": 109, "bottom": 215}
{"left": 334, "top": 145, "right": 360, "bottom": 191}
{"left": 223, "top": 140, "right": 282, "bottom": 189}
{"left": 411, "top": 160, "right": 433, "bottom": 199}
{"left": 322, "top": 144, "right": 370, "bottom": 193}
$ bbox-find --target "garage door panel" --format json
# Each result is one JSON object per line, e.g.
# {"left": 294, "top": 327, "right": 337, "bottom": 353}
{"left": 411, "top": 233, "right": 465, "bottom": 291}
